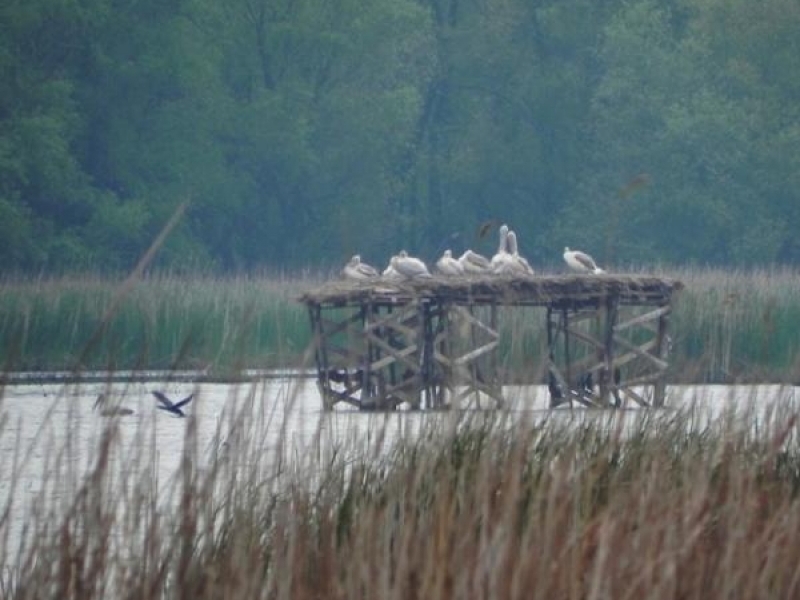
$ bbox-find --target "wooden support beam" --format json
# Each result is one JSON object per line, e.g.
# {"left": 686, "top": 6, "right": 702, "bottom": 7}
{"left": 614, "top": 335, "right": 669, "bottom": 371}
{"left": 620, "top": 372, "right": 663, "bottom": 387}
{"left": 583, "top": 340, "right": 658, "bottom": 374}
{"left": 364, "top": 332, "right": 420, "bottom": 373}
{"left": 563, "top": 326, "right": 605, "bottom": 352}
{"left": 370, "top": 344, "right": 419, "bottom": 372}
{"left": 563, "top": 308, "right": 572, "bottom": 397}
{"left": 454, "top": 340, "right": 499, "bottom": 367}
{"left": 614, "top": 305, "right": 671, "bottom": 333}
{"left": 653, "top": 312, "right": 670, "bottom": 407}
{"left": 320, "top": 311, "right": 365, "bottom": 337}
{"left": 619, "top": 386, "right": 650, "bottom": 407}
{"left": 598, "top": 295, "right": 618, "bottom": 407}
{"left": 363, "top": 304, "right": 419, "bottom": 333}
{"left": 450, "top": 305, "right": 500, "bottom": 340}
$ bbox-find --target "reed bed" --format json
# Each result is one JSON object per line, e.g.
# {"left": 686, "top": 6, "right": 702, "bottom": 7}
{"left": 1, "top": 267, "right": 800, "bottom": 381}
{"left": 0, "top": 273, "right": 317, "bottom": 373}
{"left": 2, "top": 379, "right": 800, "bottom": 599}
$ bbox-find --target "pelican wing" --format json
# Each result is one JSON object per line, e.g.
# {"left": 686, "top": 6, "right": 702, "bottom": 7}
{"left": 357, "top": 262, "right": 379, "bottom": 278}
{"left": 573, "top": 251, "right": 598, "bottom": 271}
{"left": 394, "top": 256, "right": 430, "bottom": 278}
{"left": 460, "top": 250, "right": 490, "bottom": 270}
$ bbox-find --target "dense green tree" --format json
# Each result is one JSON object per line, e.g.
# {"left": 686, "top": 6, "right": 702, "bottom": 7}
{"left": 559, "top": 0, "right": 800, "bottom": 267}
{"left": 0, "top": 0, "right": 798, "bottom": 272}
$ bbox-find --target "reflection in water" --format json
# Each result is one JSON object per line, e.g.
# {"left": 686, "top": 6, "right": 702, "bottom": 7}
{"left": 0, "top": 377, "right": 797, "bottom": 570}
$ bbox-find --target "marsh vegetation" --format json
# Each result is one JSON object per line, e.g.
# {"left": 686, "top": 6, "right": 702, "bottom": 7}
{"left": 2, "top": 268, "right": 799, "bottom": 382}
{"left": 1, "top": 380, "right": 799, "bottom": 599}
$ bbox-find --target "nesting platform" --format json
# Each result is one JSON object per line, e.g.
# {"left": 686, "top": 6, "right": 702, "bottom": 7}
{"left": 299, "top": 274, "right": 683, "bottom": 410}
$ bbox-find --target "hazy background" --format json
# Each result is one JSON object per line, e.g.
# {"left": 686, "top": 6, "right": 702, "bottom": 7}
{"left": 2, "top": 0, "right": 798, "bottom": 273}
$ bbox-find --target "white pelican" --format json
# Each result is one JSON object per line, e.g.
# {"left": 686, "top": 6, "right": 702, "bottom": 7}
{"left": 94, "top": 393, "right": 134, "bottom": 416}
{"left": 563, "top": 246, "right": 605, "bottom": 274}
{"left": 381, "top": 256, "right": 405, "bottom": 281}
{"left": 458, "top": 249, "right": 491, "bottom": 274}
{"left": 391, "top": 250, "right": 432, "bottom": 279}
{"left": 436, "top": 249, "right": 465, "bottom": 276}
{"left": 490, "top": 224, "right": 515, "bottom": 274}
{"left": 507, "top": 231, "right": 535, "bottom": 274}
{"left": 381, "top": 262, "right": 404, "bottom": 281}
{"left": 343, "top": 254, "right": 379, "bottom": 280}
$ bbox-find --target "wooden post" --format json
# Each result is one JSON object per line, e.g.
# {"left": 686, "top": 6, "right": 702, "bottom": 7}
{"left": 563, "top": 307, "right": 572, "bottom": 402}
{"left": 308, "top": 304, "right": 331, "bottom": 410}
{"left": 599, "top": 294, "right": 619, "bottom": 407}
{"left": 653, "top": 308, "right": 669, "bottom": 407}
{"left": 359, "top": 304, "right": 373, "bottom": 409}
{"left": 489, "top": 302, "right": 502, "bottom": 406}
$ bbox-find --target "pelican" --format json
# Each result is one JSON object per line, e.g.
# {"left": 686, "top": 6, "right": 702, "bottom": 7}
{"left": 343, "top": 255, "right": 379, "bottom": 280}
{"left": 436, "top": 250, "right": 465, "bottom": 276}
{"left": 507, "top": 231, "right": 535, "bottom": 274}
{"left": 458, "top": 249, "right": 491, "bottom": 274}
{"left": 391, "top": 250, "right": 432, "bottom": 279}
{"left": 381, "top": 261, "right": 404, "bottom": 281}
{"left": 563, "top": 247, "right": 605, "bottom": 274}
{"left": 490, "top": 224, "right": 515, "bottom": 274}
{"left": 94, "top": 393, "right": 134, "bottom": 416}
{"left": 489, "top": 224, "right": 508, "bottom": 273}
{"left": 152, "top": 391, "right": 194, "bottom": 417}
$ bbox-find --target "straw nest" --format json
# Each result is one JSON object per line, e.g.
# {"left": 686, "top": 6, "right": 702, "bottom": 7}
{"left": 299, "top": 273, "right": 683, "bottom": 308}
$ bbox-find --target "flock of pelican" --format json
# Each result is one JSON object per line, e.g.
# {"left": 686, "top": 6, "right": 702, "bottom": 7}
{"left": 343, "top": 223, "right": 605, "bottom": 282}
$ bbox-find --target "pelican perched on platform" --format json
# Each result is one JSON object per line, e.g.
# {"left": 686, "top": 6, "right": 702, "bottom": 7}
{"left": 507, "top": 231, "right": 535, "bottom": 275}
{"left": 391, "top": 250, "right": 432, "bottom": 279}
{"left": 563, "top": 247, "right": 605, "bottom": 274}
{"left": 94, "top": 393, "right": 134, "bottom": 416}
{"left": 436, "top": 250, "right": 465, "bottom": 276}
{"left": 152, "top": 391, "right": 194, "bottom": 417}
{"left": 459, "top": 249, "right": 491, "bottom": 274}
{"left": 490, "top": 224, "right": 515, "bottom": 274}
{"left": 381, "top": 262, "right": 404, "bottom": 281}
{"left": 343, "top": 255, "right": 379, "bottom": 280}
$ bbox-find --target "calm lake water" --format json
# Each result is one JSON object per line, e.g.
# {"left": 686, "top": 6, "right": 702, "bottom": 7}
{"left": 0, "top": 376, "right": 797, "bottom": 570}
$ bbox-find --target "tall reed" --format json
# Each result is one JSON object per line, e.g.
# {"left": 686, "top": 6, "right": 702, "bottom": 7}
{"left": 0, "top": 273, "right": 316, "bottom": 373}
{"left": 2, "top": 267, "right": 800, "bottom": 381}
{"left": 2, "top": 379, "right": 800, "bottom": 599}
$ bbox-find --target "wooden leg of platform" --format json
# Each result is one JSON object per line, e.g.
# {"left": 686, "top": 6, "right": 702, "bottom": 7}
{"left": 653, "top": 311, "right": 669, "bottom": 407}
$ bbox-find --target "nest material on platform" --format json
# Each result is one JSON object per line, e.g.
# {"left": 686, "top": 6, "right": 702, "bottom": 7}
{"left": 299, "top": 273, "right": 683, "bottom": 308}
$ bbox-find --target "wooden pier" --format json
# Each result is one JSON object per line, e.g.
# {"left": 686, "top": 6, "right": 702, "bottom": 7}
{"left": 299, "top": 274, "right": 683, "bottom": 410}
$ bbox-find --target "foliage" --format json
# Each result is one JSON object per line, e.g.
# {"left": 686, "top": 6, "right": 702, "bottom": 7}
{"left": 2, "top": 269, "right": 800, "bottom": 382}
{"left": 1, "top": 0, "right": 799, "bottom": 272}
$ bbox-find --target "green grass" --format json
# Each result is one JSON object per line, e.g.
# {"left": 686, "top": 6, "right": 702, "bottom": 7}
{"left": 2, "top": 267, "right": 800, "bottom": 381}
{"left": 0, "top": 273, "right": 315, "bottom": 373}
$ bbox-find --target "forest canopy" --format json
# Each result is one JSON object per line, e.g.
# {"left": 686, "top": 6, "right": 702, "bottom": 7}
{"left": 1, "top": 0, "right": 798, "bottom": 273}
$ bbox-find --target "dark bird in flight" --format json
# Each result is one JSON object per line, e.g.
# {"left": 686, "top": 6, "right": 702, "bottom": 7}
{"left": 152, "top": 391, "right": 194, "bottom": 417}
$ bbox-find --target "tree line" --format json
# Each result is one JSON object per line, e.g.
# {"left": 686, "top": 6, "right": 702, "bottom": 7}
{"left": 1, "top": 0, "right": 798, "bottom": 273}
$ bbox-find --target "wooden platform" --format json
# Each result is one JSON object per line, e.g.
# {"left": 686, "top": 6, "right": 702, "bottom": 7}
{"left": 299, "top": 274, "right": 683, "bottom": 410}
